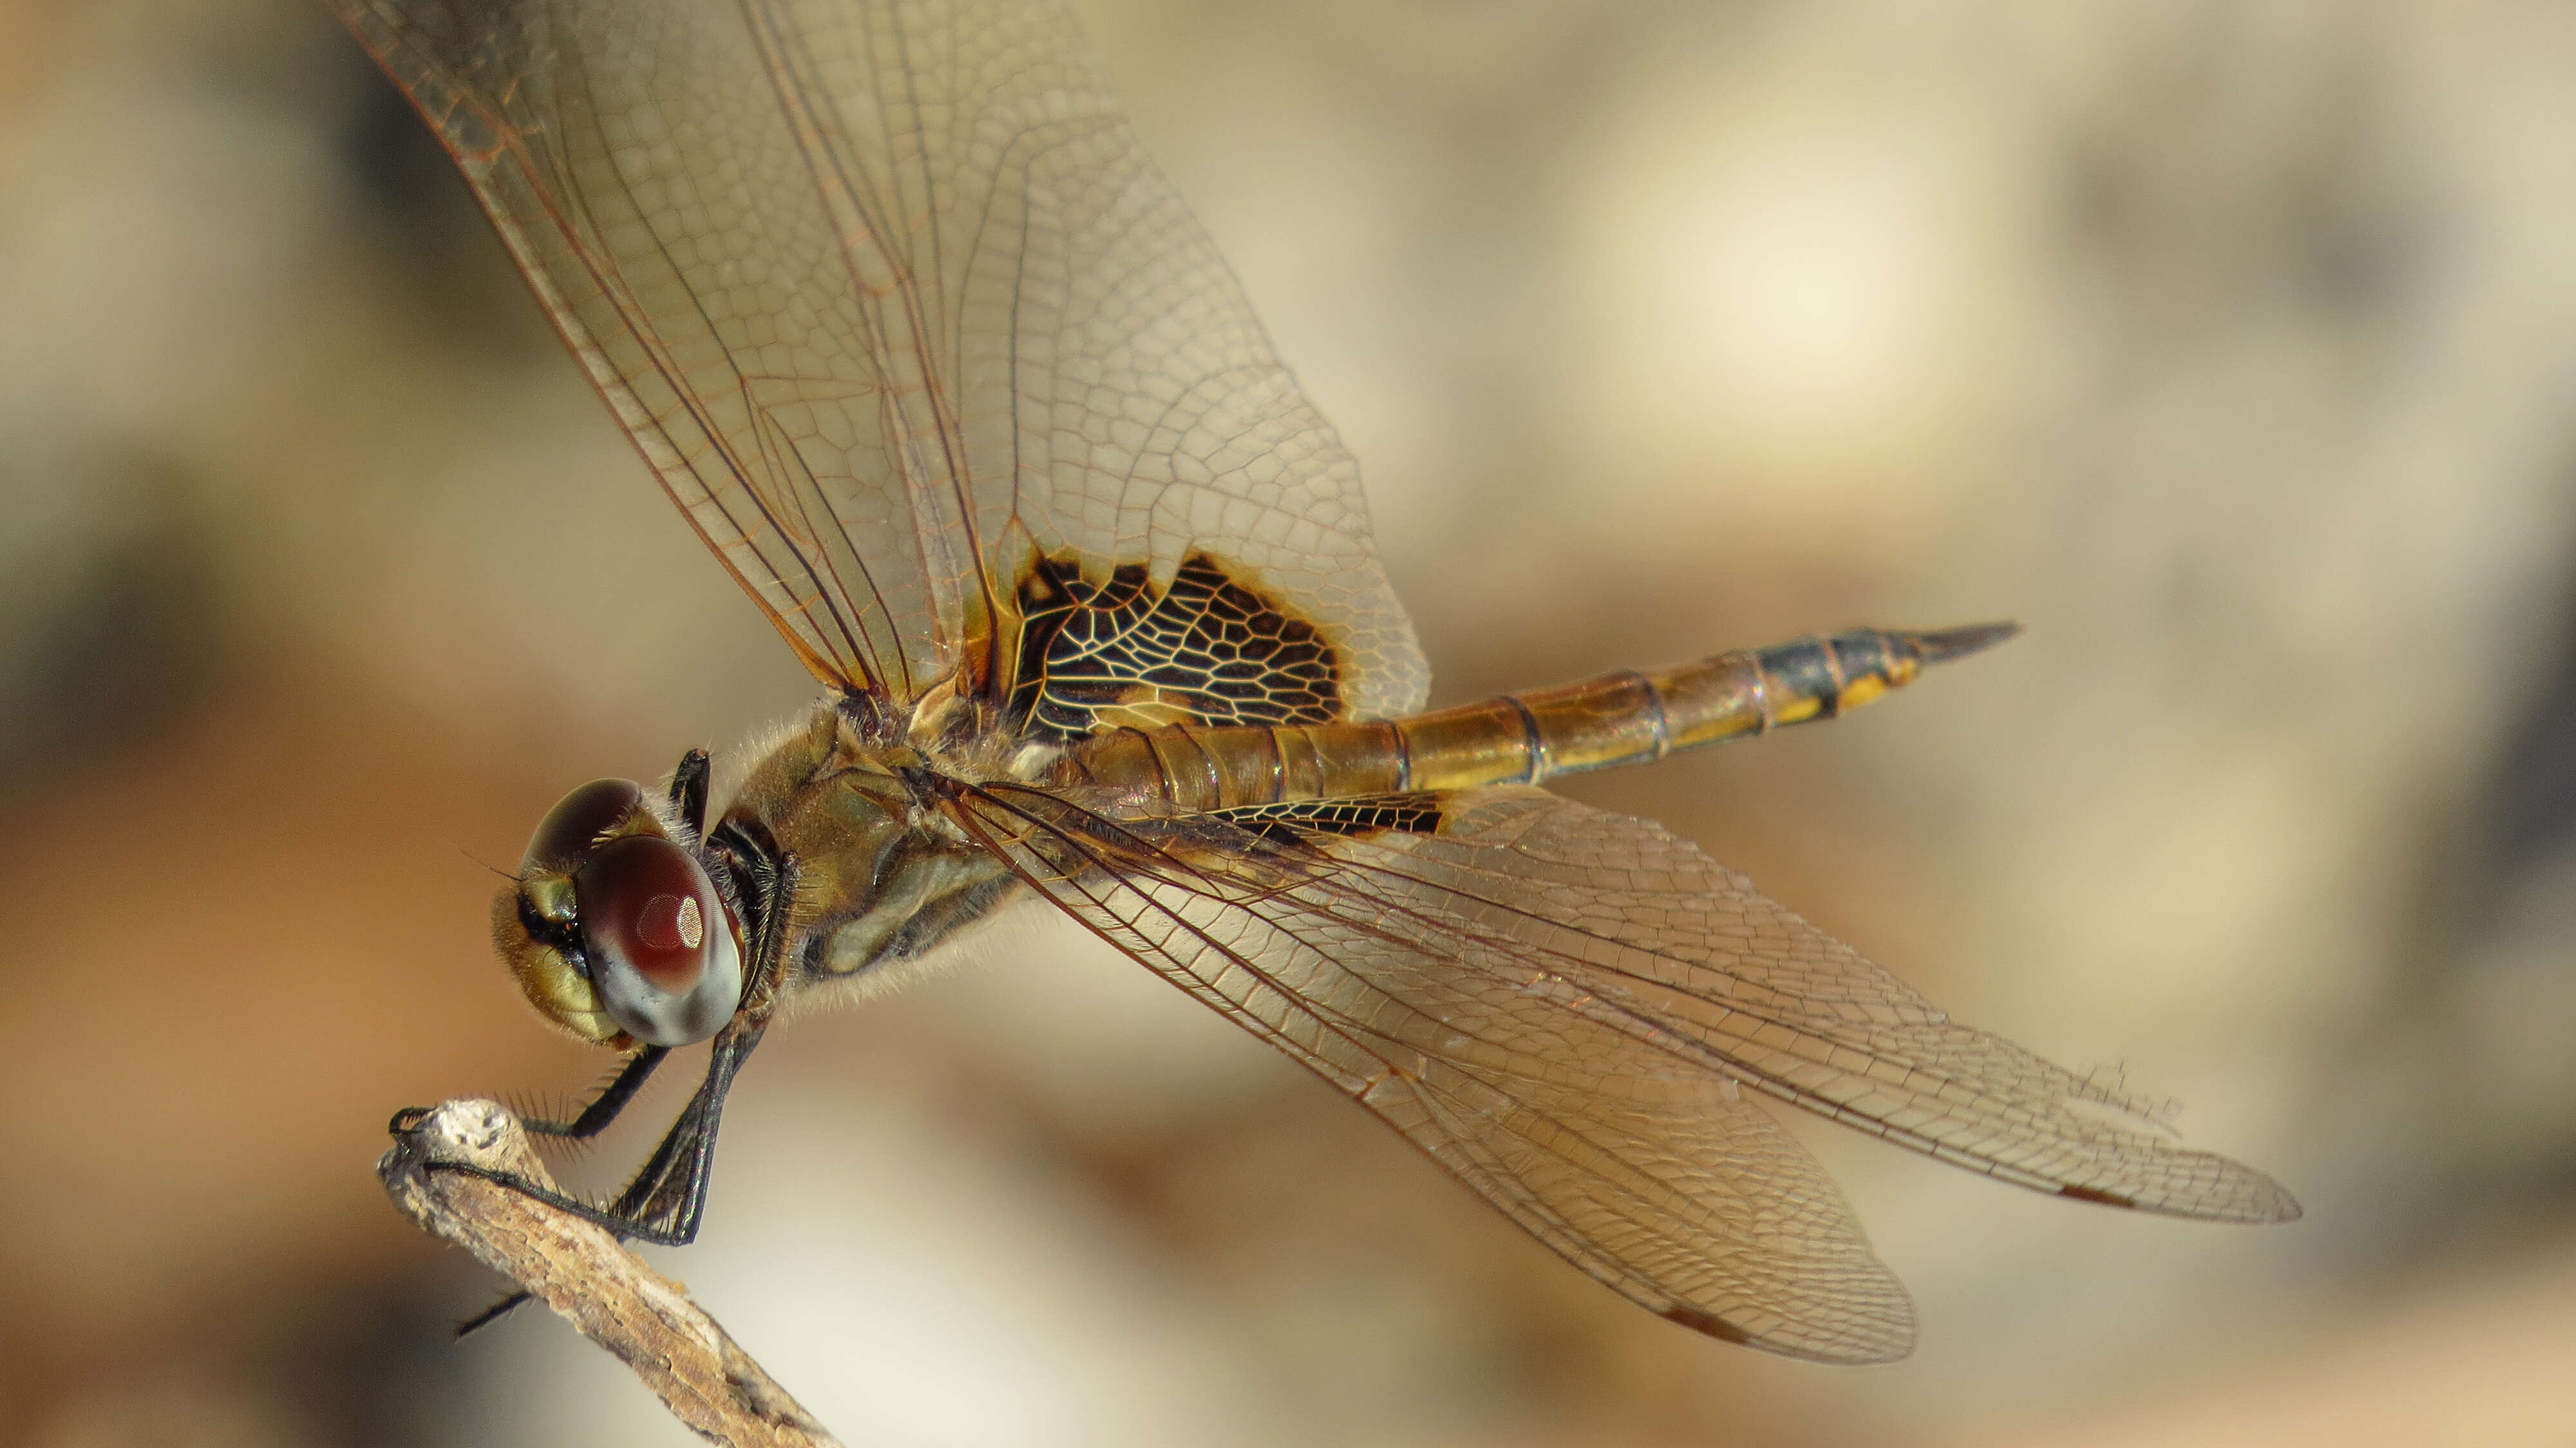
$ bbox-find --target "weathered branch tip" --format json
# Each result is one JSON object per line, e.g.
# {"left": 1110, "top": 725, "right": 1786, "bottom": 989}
{"left": 378, "top": 1098, "right": 843, "bottom": 1448}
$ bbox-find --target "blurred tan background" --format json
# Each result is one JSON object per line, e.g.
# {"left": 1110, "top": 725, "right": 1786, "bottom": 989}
{"left": 5, "top": 0, "right": 2575, "bottom": 1443}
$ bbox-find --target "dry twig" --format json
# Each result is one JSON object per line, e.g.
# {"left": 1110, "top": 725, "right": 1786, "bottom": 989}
{"left": 379, "top": 1098, "right": 842, "bottom": 1448}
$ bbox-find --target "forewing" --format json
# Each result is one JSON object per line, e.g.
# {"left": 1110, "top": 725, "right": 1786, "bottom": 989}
{"left": 951, "top": 783, "right": 2298, "bottom": 1361}
{"left": 330, "top": 0, "right": 1428, "bottom": 716}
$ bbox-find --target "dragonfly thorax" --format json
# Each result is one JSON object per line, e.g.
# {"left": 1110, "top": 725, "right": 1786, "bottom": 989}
{"left": 715, "top": 703, "right": 1024, "bottom": 1006}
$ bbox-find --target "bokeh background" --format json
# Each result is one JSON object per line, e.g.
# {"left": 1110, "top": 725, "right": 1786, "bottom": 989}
{"left": 5, "top": 0, "right": 2575, "bottom": 1443}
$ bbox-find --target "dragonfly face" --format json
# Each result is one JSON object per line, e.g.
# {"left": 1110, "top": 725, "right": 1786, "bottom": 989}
{"left": 497, "top": 776, "right": 746, "bottom": 1047}
{"left": 333, "top": 0, "right": 2297, "bottom": 1362}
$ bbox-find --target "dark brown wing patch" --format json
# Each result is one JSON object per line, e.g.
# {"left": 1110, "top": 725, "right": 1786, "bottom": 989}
{"left": 1009, "top": 552, "right": 1343, "bottom": 738}
{"left": 1212, "top": 794, "right": 1446, "bottom": 841}
{"left": 1211, "top": 794, "right": 1453, "bottom": 840}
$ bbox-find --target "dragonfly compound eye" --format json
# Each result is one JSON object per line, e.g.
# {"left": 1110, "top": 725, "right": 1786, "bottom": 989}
{"left": 523, "top": 777, "right": 649, "bottom": 872}
{"left": 574, "top": 834, "right": 744, "bottom": 1047}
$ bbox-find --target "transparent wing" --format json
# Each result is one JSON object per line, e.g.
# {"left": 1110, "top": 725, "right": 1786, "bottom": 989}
{"left": 330, "top": 0, "right": 1428, "bottom": 714}
{"left": 951, "top": 783, "right": 2299, "bottom": 1363}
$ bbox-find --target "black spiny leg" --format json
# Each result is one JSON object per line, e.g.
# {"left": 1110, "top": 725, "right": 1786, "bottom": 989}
{"left": 526, "top": 1047, "right": 669, "bottom": 1139}
{"left": 388, "top": 1049, "right": 667, "bottom": 1167}
{"left": 670, "top": 747, "right": 712, "bottom": 837}
{"left": 453, "top": 1290, "right": 535, "bottom": 1337}
{"left": 430, "top": 1045, "right": 672, "bottom": 1334}
{"left": 594, "top": 1015, "right": 768, "bottom": 1242}
{"left": 416, "top": 1018, "right": 769, "bottom": 1248}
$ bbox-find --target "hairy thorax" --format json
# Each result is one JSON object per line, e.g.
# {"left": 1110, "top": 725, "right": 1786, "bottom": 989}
{"left": 719, "top": 693, "right": 1048, "bottom": 1007}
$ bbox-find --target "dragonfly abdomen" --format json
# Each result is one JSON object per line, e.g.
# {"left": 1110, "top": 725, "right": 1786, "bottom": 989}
{"left": 1059, "top": 624, "right": 2016, "bottom": 812}
{"left": 1401, "top": 623, "right": 2018, "bottom": 792}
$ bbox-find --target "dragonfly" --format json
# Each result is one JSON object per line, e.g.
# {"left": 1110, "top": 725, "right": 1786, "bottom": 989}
{"left": 331, "top": 0, "right": 2298, "bottom": 1364}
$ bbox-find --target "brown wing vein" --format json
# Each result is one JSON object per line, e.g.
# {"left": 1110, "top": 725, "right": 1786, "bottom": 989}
{"left": 969, "top": 782, "right": 2299, "bottom": 1217}
{"left": 745, "top": 397, "right": 916, "bottom": 694}
{"left": 1279, "top": 809, "right": 2267, "bottom": 1215}
{"left": 1285, "top": 853, "right": 2096, "bottom": 1196}
{"left": 948, "top": 779, "right": 1922, "bottom": 1362}
{"left": 332, "top": 0, "right": 1431, "bottom": 719}
{"left": 701, "top": 5, "right": 943, "bottom": 685}
{"left": 953, "top": 785, "right": 1376, "bottom": 1053}
{"left": 743, "top": 0, "right": 1001, "bottom": 689}
{"left": 529, "top": 28, "right": 890, "bottom": 692}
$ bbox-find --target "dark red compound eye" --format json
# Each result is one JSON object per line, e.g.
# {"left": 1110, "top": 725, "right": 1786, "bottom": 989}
{"left": 575, "top": 835, "right": 719, "bottom": 994}
{"left": 524, "top": 777, "right": 647, "bottom": 872}
{"left": 523, "top": 778, "right": 644, "bottom": 866}
{"left": 520, "top": 778, "right": 644, "bottom": 866}
{"left": 636, "top": 891, "right": 705, "bottom": 957}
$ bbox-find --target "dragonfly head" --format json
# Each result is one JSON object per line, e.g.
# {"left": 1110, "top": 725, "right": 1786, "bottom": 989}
{"left": 493, "top": 777, "right": 746, "bottom": 1049}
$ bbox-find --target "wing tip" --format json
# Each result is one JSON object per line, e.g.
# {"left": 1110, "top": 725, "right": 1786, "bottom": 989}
{"left": 2061, "top": 1165, "right": 2305, "bottom": 1224}
{"left": 1660, "top": 1304, "right": 1756, "bottom": 1344}
{"left": 2237, "top": 1172, "right": 2306, "bottom": 1224}
{"left": 1661, "top": 1305, "right": 1915, "bottom": 1366}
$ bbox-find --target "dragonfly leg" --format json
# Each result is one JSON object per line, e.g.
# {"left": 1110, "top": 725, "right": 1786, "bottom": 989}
{"left": 669, "top": 747, "right": 712, "bottom": 837}
{"left": 409, "top": 1016, "right": 767, "bottom": 1246}
{"left": 435, "top": 1026, "right": 752, "bottom": 1335}
{"left": 455, "top": 1291, "right": 533, "bottom": 1337}
{"left": 389, "top": 1046, "right": 668, "bottom": 1144}
{"left": 597, "top": 1015, "right": 768, "bottom": 1243}
{"left": 525, "top": 1047, "right": 670, "bottom": 1139}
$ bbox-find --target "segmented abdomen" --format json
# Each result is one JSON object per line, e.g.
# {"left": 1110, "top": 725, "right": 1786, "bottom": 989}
{"left": 1056, "top": 624, "right": 2014, "bottom": 813}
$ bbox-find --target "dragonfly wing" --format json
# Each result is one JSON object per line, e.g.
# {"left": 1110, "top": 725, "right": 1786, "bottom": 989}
{"left": 330, "top": 0, "right": 1429, "bottom": 718}
{"left": 951, "top": 783, "right": 2298, "bottom": 1361}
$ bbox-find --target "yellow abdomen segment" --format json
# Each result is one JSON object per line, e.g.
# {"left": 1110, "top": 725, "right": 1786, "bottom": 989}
{"left": 1060, "top": 624, "right": 2017, "bottom": 812}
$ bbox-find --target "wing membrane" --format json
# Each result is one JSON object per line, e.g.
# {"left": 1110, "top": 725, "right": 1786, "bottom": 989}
{"left": 330, "top": 0, "right": 1430, "bottom": 716}
{"left": 952, "top": 783, "right": 2298, "bottom": 1362}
